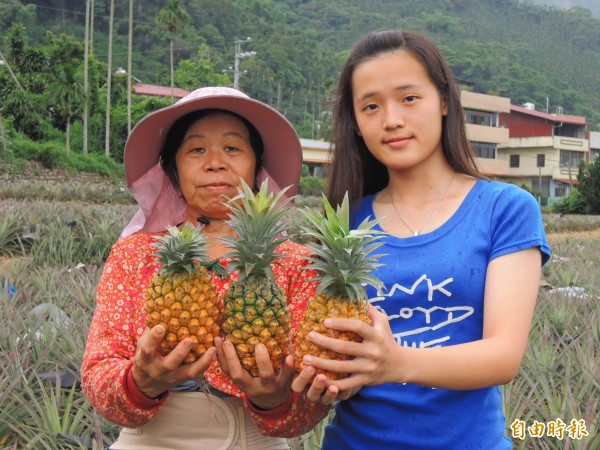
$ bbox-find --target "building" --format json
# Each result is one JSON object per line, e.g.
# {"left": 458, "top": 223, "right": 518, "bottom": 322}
{"left": 461, "top": 90, "right": 511, "bottom": 177}
{"left": 300, "top": 138, "right": 332, "bottom": 177}
{"left": 498, "top": 104, "right": 588, "bottom": 201}
{"left": 588, "top": 131, "right": 600, "bottom": 163}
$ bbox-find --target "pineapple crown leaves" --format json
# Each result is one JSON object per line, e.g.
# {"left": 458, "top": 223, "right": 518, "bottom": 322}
{"left": 220, "top": 179, "right": 294, "bottom": 283}
{"left": 301, "top": 192, "right": 387, "bottom": 301}
{"left": 152, "top": 223, "right": 227, "bottom": 277}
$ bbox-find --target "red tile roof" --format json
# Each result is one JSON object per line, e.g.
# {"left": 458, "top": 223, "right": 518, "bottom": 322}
{"left": 511, "top": 105, "right": 586, "bottom": 126}
{"left": 134, "top": 83, "right": 190, "bottom": 99}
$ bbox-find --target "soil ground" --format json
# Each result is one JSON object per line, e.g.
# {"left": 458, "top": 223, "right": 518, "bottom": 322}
{"left": 546, "top": 228, "right": 600, "bottom": 245}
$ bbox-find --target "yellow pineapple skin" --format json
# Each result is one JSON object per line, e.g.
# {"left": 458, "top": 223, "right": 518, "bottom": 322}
{"left": 294, "top": 294, "right": 370, "bottom": 380}
{"left": 145, "top": 269, "right": 222, "bottom": 364}
{"left": 222, "top": 279, "right": 290, "bottom": 377}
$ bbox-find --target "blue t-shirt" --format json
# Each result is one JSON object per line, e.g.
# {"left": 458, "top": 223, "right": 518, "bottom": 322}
{"left": 322, "top": 180, "right": 550, "bottom": 450}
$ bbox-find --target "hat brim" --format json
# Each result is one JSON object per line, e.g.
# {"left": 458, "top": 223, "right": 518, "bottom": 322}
{"left": 124, "top": 92, "right": 303, "bottom": 198}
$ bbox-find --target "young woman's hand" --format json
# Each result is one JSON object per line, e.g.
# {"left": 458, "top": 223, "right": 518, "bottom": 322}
{"left": 298, "top": 304, "right": 402, "bottom": 392}
{"left": 131, "top": 324, "right": 217, "bottom": 399}
{"left": 214, "top": 336, "right": 294, "bottom": 410}
{"left": 291, "top": 366, "right": 360, "bottom": 405}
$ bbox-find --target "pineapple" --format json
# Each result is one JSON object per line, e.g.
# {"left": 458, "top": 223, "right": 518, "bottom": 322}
{"left": 220, "top": 179, "right": 292, "bottom": 377}
{"left": 145, "top": 223, "right": 226, "bottom": 364}
{"left": 294, "top": 193, "right": 385, "bottom": 380}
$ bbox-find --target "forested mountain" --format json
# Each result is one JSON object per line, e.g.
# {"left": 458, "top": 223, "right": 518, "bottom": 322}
{"left": 525, "top": 0, "right": 600, "bottom": 18}
{"left": 0, "top": 0, "right": 598, "bottom": 162}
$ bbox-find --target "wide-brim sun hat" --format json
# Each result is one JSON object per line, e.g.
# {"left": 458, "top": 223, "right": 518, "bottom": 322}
{"left": 121, "top": 86, "right": 303, "bottom": 237}
{"left": 125, "top": 86, "right": 302, "bottom": 192}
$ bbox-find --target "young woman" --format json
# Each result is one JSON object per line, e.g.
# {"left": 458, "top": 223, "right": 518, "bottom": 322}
{"left": 292, "top": 29, "right": 550, "bottom": 449}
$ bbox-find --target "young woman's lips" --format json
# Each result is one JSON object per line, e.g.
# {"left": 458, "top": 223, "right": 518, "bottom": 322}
{"left": 385, "top": 136, "right": 412, "bottom": 149}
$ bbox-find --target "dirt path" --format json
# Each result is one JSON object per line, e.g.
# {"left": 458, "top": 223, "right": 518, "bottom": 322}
{"left": 546, "top": 228, "right": 600, "bottom": 245}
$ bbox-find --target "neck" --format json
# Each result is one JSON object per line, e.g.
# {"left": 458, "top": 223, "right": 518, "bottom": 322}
{"left": 387, "top": 166, "right": 456, "bottom": 203}
{"left": 179, "top": 217, "right": 235, "bottom": 260}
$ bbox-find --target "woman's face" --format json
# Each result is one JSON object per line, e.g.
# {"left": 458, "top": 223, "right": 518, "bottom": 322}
{"left": 352, "top": 50, "right": 448, "bottom": 173}
{"left": 175, "top": 112, "right": 257, "bottom": 220}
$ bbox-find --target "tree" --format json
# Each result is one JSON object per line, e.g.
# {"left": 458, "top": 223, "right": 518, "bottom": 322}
{"left": 156, "top": 0, "right": 190, "bottom": 101}
{"left": 104, "top": 0, "right": 115, "bottom": 156}
{"left": 127, "top": 0, "right": 134, "bottom": 134}
{"left": 50, "top": 63, "right": 83, "bottom": 155}
{"left": 174, "top": 45, "right": 229, "bottom": 91}
{"left": 83, "top": 0, "right": 92, "bottom": 155}
{"left": 577, "top": 159, "right": 600, "bottom": 214}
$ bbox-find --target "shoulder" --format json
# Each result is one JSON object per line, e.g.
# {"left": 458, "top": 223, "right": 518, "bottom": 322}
{"left": 116, "top": 232, "right": 158, "bottom": 247}
{"left": 476, "top": 180, "right": 539, "bottom": 210}
{"left": 108, "top": 232, "right": 162, "bottom": 263}
{"left": 478, "top": 179, "right": 535, "bottom": 199}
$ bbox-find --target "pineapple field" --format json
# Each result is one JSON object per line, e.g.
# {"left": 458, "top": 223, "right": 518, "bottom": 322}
{"left": 0, "top": 178, "right": 599, "bottom": 449}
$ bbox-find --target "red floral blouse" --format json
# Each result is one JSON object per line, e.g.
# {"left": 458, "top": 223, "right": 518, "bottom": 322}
{"left": 81, "top": 232, "right": 330, "bottom": 437}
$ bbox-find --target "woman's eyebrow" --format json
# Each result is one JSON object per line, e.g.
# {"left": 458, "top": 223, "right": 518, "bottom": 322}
{"left": 183, "top": 131, "right": 247, "bottom": 142}
{"left": 355, "top": 84, "right": 420, "bottom": 102}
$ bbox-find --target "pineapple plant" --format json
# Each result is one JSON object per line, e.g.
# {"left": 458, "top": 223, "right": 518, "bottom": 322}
{"left": 145, "top": 223, "right": 226, "bottom": 364}
{"left": 220, "top": 179, "right": 293, "bottom": 377}
{"left": 294, "top": 193, "right": 385, "bottom": 380}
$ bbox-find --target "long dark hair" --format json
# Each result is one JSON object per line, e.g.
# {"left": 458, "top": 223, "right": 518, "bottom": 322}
{"left": 159, "top": 109, "right": 264, "bottom": 190}
{"left": 328, "top": 29, "right": 484, "bottom": 207}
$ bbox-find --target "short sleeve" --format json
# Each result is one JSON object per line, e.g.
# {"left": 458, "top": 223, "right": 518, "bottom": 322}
{"left": 489, "top": 185, "right": 551, "bottom": 266}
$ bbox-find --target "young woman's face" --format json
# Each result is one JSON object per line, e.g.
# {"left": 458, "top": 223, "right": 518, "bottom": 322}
{"left": 175, "top": 112, "right": 257, "bottom": 220}
{"left": 352, "top": 50, "right": 448, "bottom": 172}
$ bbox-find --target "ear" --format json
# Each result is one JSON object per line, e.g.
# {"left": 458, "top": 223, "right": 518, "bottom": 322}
{"left": 441, "top": 96, "right": 449, "bottom": 116}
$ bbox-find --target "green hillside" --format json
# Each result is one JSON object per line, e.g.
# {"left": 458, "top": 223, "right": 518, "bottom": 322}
{"left": 525, "top": 0, "right": 600, "bottom": 18}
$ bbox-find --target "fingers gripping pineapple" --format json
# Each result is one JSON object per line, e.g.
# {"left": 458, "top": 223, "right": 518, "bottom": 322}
{"left": 145, "top": 223, "right": 226, "bottom": 364}
{"left": 295, "top": 193, "right": 385, "bottom": 380}
{"left": 221, "top": 179, "right": 293, "bottom": 377}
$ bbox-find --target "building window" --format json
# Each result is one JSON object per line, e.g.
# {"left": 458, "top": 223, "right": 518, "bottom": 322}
{"left": 555, "top": 187, "right": 566, "bottom": 197}
{"left": 471, "top": 142, "right": 496, "bottom": 159}
{"left": 591, "top": 149, "right": 599, "bottom": 162}
{"left": 554, "top": 124, "right": 585, "bottom": 139}
{"left": 305, "top": 163, "right": 328, "bottom": 179}
{"left": 464, "top": 110, "right": 497, "bottom": 127}
{"left": 559, "top": 150, "right": 583, "bottom": 168}
{"left": 510, "top": 154, "right": 520, "bottom": 168}
{"left": 537, "top": 154, "right": 545, "bottom": 167}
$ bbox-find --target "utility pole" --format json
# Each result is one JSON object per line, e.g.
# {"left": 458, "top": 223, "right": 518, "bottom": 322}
{"left": 0, "top": 50, "right": 23, "bottom": 90}
{"left": 224, "top": 38, "right": 256, "bottom": 90}
{"left": 0, "top": 51, "right": 23, "bottom": 154}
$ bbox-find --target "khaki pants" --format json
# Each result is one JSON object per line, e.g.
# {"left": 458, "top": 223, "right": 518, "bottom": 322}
{"left": 110, "top": 391, "right": 290, "bottom": 450}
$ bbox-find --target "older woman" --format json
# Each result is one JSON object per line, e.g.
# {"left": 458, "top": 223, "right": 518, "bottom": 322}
{"left": 81, "top": 87, "right": 329, "bottom": 450}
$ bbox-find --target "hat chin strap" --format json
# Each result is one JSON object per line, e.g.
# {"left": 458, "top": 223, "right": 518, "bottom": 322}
{"left": 197, "top": 216, "right": 226, "bottom": 226}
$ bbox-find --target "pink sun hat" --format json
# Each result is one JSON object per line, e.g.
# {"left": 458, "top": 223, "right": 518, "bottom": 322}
{"left": 121, "top": 86, "right": 303, "bottom": 237}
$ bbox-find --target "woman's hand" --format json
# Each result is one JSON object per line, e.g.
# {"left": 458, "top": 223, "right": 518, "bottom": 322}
{"left": 291, "top": 366, "right": 359, "bottom": 405}
{"left": 298, "top": 305, "right": 402, "bottom": 392}
{"left": 214, "top": 336, "right": 294, "bottom": 410}
{"left": 132, "top": 324, "right": 217, "bottom": 399}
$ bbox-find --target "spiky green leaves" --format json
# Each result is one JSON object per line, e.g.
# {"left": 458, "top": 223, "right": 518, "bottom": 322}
{"left": 221, "top": 179, "right": 293, "bottom": 283}
{"left": 301, "top": 193, "right": 386, "bottom": 301}
{"left": 152, "top": 223, "right": 226, "bottom": 277}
